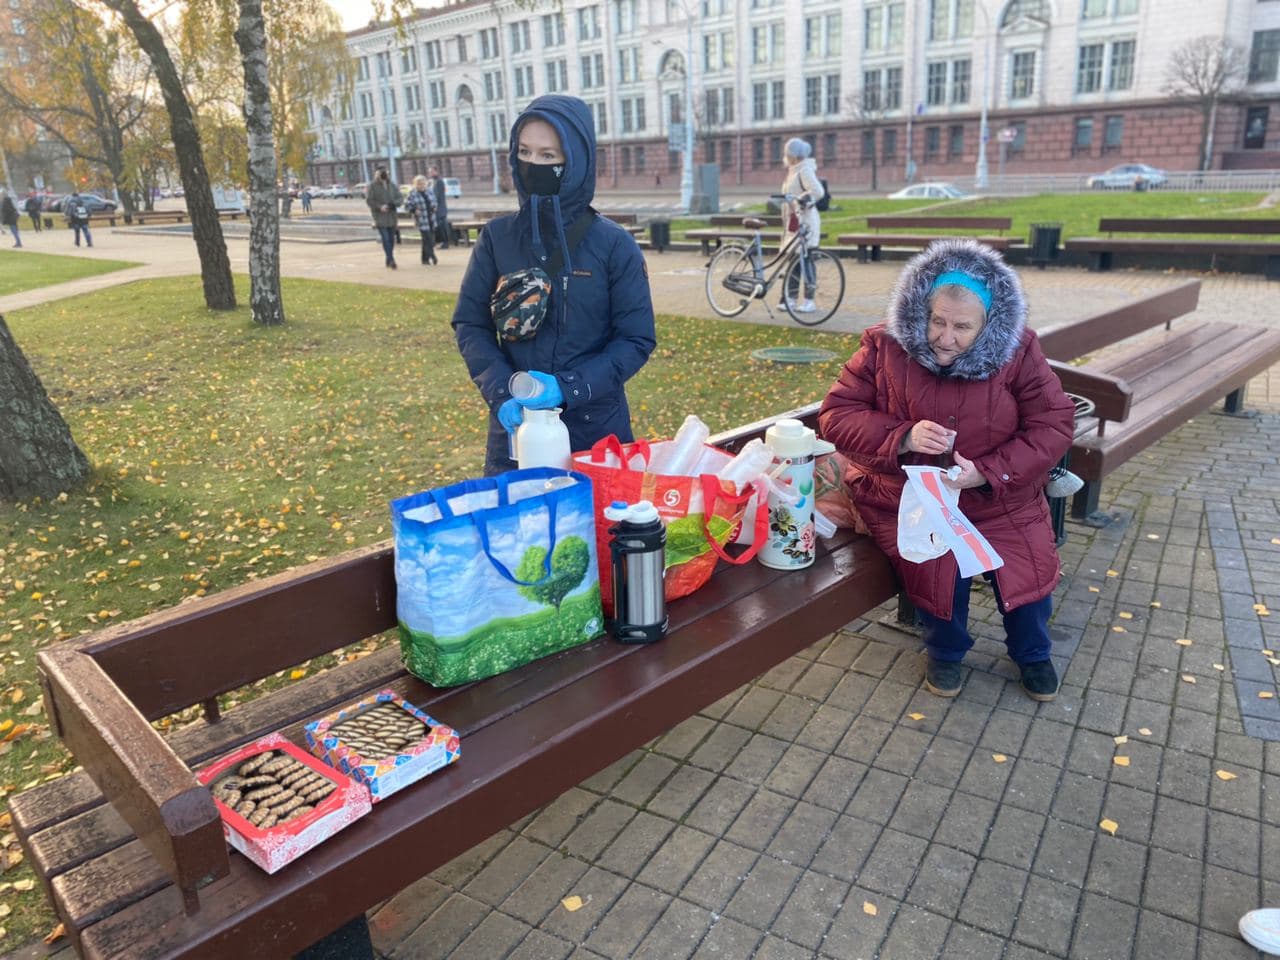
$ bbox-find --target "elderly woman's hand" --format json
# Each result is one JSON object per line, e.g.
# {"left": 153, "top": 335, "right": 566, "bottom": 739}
{"left": 900, "top": 420, "right": 956, "bottom": 456}
{"left": 945, "top": 452, "right": 988, "bottom": 489}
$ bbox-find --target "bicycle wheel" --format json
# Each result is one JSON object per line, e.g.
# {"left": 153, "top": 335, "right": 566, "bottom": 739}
{"left": 705, "top": 243, "right": 758, "bottom": 318}
{"left": 782, "top": 248, "right": 846, "bottom": 326}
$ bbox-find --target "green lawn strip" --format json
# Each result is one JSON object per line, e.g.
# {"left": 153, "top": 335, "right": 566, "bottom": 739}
{"left": 0, "top": 273, "right": 856, "bottom": 946}
{"left": 0, "top": 249, "right": 141, "bottom": 296}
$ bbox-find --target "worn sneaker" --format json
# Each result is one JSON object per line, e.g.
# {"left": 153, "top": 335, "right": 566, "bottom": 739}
{"left": 1240, "top": 908, "right": 1280, "bottom": 955}
{"left": 1019, "top": 660, "right": 1060, "bottom": 702}
{"left": 1045, "top": 466, "right": 1084, "bottom": 499}
{"left": 794, "top": 299, "right": 817, "bottom": 313}
{"left": 924, "top": 658, "right": 963, "bottom": 698}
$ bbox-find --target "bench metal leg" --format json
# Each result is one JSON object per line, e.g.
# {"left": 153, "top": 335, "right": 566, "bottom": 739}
{"left": 1221, "top": 384, "right": 1258, "bottom": 418}
{"left": 1089, "top": 251, "right": 1112, "bottom": 272}
{"left": 1266, "top": 255, "right": 1280, "bottom": 281}
{"left": 1048, "top": 492, "right": 1067, "bottom": 547}
{"left": 896, "top": 590, "right": 919, "bottom": 627}
{"left": 1069, "top": 479, "right": 1115, "bottom": 527}
{"left": 295, "top": 914, "right": 375, "bottom": 960}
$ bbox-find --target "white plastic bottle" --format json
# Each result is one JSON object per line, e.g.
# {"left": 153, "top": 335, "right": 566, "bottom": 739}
{"left": 717, "top": 438, "right": 776, "bottom": 491}
{"left": 516, "top": 407, "right": 571, "bottom": 470}
{"left": 649, "top": 414, "right": 710, "bottom": 476}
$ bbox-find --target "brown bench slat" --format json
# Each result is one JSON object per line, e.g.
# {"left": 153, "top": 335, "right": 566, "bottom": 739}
{"left": 865, "top": 215, "right": 1011, "bottom": 232}
{"left": 1038, "top": 281, "right": 1200, "bottom": 361}
{"left": 1092, "top": 320, "right": 1252, "bottom": 386}
{"left": 75, "top": 535, "right": 897, "bottom": 960}
{"left": 10, "top": 765, "right": 106, "bottom": 837}
{"left": 53, "top": 839, "right": 172, "bottom": 942}
{"left": 838, "top": 233, "right": 1018, "bottom": 247}
{"left": 710, "top": 214, "right": 782, "bottom": 228}
{"left": 1066, "top": 238, "right": 1280, "bottom": 255}
{"left": 1097, "top": 218, "right": 1280, "bottom": 235}
{"left": 1047, "top": 361, "right": 1132, "bottom": 425}
{"left": 29, "top": 804, "right": 135, "bottom": 882}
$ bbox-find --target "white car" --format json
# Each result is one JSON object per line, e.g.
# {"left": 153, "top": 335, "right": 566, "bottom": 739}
{"left": 1086, "top": 163, "right": 1167, "bottom": 190}
{"left": 888, "top": 182, "right": 971, "bottom": 200}
{"left": 443, "top": 177, "right": 462, "bottom": 199}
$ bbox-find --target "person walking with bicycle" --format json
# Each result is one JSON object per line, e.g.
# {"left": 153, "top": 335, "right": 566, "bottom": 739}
{"left": 780, "top": 138, "right": 824, "bottom": 313}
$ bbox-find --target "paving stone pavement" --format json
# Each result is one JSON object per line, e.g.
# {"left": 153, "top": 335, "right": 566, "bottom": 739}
{"left": 368, "top": 377, "right": 1280, "bottom": 958}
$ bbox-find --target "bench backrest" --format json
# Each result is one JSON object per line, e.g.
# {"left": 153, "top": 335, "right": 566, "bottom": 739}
{"left": 601, "top": 211, "right": 637, "bottom": 224}
{"left": 711, "top": 214, "right": 782, "bottom": 228}
{"left": 866, "top": 215, "right": 1012, "bottom": 232}
{"left": 1099, "top": 218, "right": 1280, "bottom": 235}
{"left": 1036, "top": 279, "right": 1200, "bottom": 362}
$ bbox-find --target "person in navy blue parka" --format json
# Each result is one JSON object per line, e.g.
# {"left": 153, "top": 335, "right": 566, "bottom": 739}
{"left": 452, "top": 95, "right": 657, "bottom": 475}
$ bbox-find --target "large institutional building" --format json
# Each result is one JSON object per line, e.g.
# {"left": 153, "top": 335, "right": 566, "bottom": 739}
{"left": 305, "top": 0, "right": 1280, "bottom": 193}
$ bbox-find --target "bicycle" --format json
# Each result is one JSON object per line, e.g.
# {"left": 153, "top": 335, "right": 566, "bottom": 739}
{"left": 704, "top": 193, "right": 846, "bottom": 326}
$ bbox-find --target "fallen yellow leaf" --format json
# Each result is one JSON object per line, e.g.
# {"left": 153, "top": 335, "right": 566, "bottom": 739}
{"left": 907, "top": 712, "right": 925, "bottom": 721}
{"left": 992, "top": 753, "right": 1008, "bottom": 763}
{"left": 1113, "top": 756, "right": 1130, "bottom": 767}
{"left": 1100, "top": 819, "right": 1118, "bottom": 835}
{"left": 1114, "top": 735, "right": 1129, "bottom": 745}
{"left": 1112, "top": 626, "right": 1127, "bottom": 633}
{"left": 1088, "top": 586, "right": 1101, "bottom": 593}
{"left": 1106, "top": 570, "right": 1119, "bottom": 577}
{"left": 561, "top": 895, "right": 583, "bottom": 912}
{"left": 289, "top": 669, "right": 306, "bottom": 680}
{"left": 1139, "top": 728, "right": 1153, "bottom": 736}
{"left": 1272, "top": 538, "right": 1280, "bottom": 545}
{"left": 863, "top": 901, "right": 878, "bottom": 916}
{"left": 8, "top": 689, "right": 23, "bottom": 705}
{"left": 1260, "top": 691, "right": 1275, "bottom": 700}
{"left": 0, "top": 905, "right": 9, "bottom": 919}
{"left": 1119, "top": 612, "right": 1134, "bottom": 620}
{"left": 1182, "top": 675, "right": 1196, "bottom": 684}
{"left": 1269, "top": 658, "right": 1280, "bottom": 666}
{"left": 42, "top": 923, "right": 64, "bottom": 945}
{"left": 1150, "top": 601, "right": 1162, "bottom": 608}
{"left": 1175, "top": 639, "right": 1193, "bottom": 647}
{"left": 0, "top": 721, "right": 11, "bottom": 735}
{"left": 1216, "top": 770, "right": 1238, "bottom": 781}
{"left": 1264, "top": 650, "right": 1275, "bottom": 657}
{"left": 1214, "top": 664, "right": 1225, "bottom": 671}
{"left": 1146, "top": 534, "right": 1160, "bottom": 540}
{"left": 11, "top": 880, "right": 33, "bottom": 892}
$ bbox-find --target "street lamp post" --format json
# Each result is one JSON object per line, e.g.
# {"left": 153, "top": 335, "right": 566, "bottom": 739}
{"left": 384, "top": 41, "right": 397, "bottom": 181}
{"left": 681, "top": 10, "right": 695, "bottom": 213}
{"left": 974, "top": 2, "right": 993, "bottom": 189}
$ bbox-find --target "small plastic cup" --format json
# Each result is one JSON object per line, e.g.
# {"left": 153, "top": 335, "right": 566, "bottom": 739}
{"left": 509, "top": 371, "right": 542, "bottom": 402}
{"left": 943, "top": 430, "right": 957, "bottom": 452}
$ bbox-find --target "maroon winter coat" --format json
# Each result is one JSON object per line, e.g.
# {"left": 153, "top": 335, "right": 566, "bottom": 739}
{"left": 818, "top": 240, "right": 1074, "bottom": 621}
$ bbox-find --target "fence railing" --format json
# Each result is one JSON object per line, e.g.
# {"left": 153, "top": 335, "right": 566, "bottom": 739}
{"left": 942, "top": 169, "right": 1280, "bottom": 195}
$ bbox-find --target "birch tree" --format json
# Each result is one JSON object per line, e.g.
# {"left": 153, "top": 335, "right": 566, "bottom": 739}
{"left": 1166, "top": 36, "right": 1247, "bottom": 172}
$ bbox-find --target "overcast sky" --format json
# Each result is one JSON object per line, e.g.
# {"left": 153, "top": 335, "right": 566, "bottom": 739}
{"left": 327, "top": 0, "right": 446, "bottom": 33}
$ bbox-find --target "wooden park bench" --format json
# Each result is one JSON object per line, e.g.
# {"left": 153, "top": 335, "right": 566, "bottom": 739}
{"left": 686, "top": 224, "right": 828, "bottom": 257}
{"left": 11, "top": 409, "right": 897, "bottom": 960}
{"left": 837, "top": 216, "right": 1023, "bottom": 263}
{"left": 88, "top": 210, "right": 245, "bottom": 228}
{"left": 710, "top": 214, "right": 782, "bottom": 230}
{"left": 1037, "top": 278, "right": 1280, "bottom": 521}
{"left": 450, "top": 210, "right": 644, "bottom": 247}
{"left": 1063, "top": 218, "right": 1280, "bottom": 277}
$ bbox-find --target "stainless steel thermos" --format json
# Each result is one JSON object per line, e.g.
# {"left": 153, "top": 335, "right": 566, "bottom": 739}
{"left": 605, "top": 500, "right": 667, "bottom": 643}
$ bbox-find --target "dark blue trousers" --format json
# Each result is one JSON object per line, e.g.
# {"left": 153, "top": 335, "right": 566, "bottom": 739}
{"left": 376, "top": 226, "right": 396, "bottom": 265}
{"left": 918, "top": 573, "right": 1052, "bottom": 666}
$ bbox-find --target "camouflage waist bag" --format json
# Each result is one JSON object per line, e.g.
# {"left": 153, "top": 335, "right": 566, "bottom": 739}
{"left": 490, "top": 267, "right": 552, "bottom": 343}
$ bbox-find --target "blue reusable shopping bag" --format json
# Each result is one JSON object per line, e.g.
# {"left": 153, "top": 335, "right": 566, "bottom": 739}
{"left": 390, "top": 467, "right": 604, "bottom": 687}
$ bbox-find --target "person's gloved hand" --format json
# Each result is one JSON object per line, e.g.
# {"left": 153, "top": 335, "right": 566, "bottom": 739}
{"left": 521, "top": 371, "right": 564, "bottom": 409}
{"left": 498, "top": 398, "right": 524, "bottom": 433}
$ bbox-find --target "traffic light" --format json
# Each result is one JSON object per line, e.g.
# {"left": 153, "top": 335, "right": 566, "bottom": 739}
{"left": 338, "top": 167, "right": 345, "bottom": 176}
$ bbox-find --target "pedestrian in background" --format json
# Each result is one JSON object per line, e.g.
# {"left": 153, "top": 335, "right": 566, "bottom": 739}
{"left": 0, "top": 191, "right": 21, "bottom": 248}
{"left": 366, "top": 166, "right": 401, "bottom": 269}
{"left": 24, "top": 191, "right": 42, "bottom": 232}
{"left": 429, "top": 165, "right": 450, "bottom": 249}
{"left": 64, "top": 189, "right": 92, "bottom": 247}
{"left": 780, "top": 137, "right": 825, "bottom": 313}
{"left": 404, "top": 175, "right": 438, "bottom": 265}
{"left": 300, "top": 186, "right": 313, "bottom": 214}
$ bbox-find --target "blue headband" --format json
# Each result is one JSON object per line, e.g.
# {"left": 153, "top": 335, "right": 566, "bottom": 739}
{"left": 931, "top": 271, "right": 992, "bottom": 312}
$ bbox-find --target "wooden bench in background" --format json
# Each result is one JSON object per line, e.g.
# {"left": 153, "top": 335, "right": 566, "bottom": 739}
{"left": 685, "top": 225, "right": 827, "bottom": 257}
{"left": 1037, "top": 279, "right": 1280, "bottom": 521}
{"left": 1063, "top": 218, "right": 1280, "bottom": 277}
{"left": 87, "top": 210, "right": 247, "bottom": 228}
{"left": 451, "top": 210, "right": 644, "bottom": 246}
{"left": 12, "top": 409, "right": 896, "bottom": 960}
{"left": 837, "top": 216, "right": 1023, "bottom": 263}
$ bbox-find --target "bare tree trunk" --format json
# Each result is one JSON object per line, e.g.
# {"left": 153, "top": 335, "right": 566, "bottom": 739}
{"left": 234, "top": 0, "right": 285, "bottom": 327}
{"left": 0, "top": 316, "right": 90, "bottom": 501}
{"left": 99, "top": 0, "right": 236, "bottom": 311}
{"left": 1202, "top": 99, "right": 1218, "bottom": 172}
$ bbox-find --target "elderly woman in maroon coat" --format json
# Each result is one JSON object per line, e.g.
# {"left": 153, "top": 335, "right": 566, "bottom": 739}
{"left": 819, "top": 239, "right": 1075, "bottom": 701}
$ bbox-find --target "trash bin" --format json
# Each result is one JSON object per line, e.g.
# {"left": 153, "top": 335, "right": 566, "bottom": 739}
{"left": 649, "top": 219, "right": 671, "bottom": 253}
{"left": 1029, "top": 222, "right": 1062, "bottom": 269}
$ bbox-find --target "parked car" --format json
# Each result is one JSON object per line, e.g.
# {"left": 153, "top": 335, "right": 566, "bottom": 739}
{"left": 40, "top": 194, "right": 66, "bottom": 212}
{"left": 443, "top": 177, "right": 462, "bottom": 198}
{"left": 323, "top": 184, "right": 353, "bottom": 198}
{"left": 888, "top": 182, "right": 970, "bottom": 200}
{"left": 1086, "top": 163, "right": 1167, "bottom": 190}
{"left": 353, "top": 181, "right": 369, "bottom": 197}
{"left": 78, "top": 194, "right": 118, "bottom": 214}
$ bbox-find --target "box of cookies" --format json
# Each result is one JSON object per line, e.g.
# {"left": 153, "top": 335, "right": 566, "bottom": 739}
{"left": 197, "top": 733, "right": 372, "bottom": 874}
{"left": 304, "top": 689, "right": 460, "bottom": 802}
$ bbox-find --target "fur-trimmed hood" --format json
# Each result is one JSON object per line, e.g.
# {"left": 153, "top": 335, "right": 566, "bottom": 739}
{"left": 885, "top": 238, "right": 1027, "bottom": 381}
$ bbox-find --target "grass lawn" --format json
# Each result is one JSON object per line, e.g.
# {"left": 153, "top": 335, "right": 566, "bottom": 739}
{"left": 0, "top": 249, "right": 140, "bottom": 296}
{"left": 0, "top": 273, "right": 857, "bottom": 947}
{"left": 673, "top": 191, "right": 1274, "bottom": 243}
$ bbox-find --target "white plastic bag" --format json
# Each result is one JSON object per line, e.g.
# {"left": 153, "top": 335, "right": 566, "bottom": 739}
{"left": 896, "top": 466, "right": 1004, "bottom": 577}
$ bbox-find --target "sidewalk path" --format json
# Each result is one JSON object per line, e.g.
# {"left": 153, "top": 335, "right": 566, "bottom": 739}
{"left": 5, "top": 222, "right": 1280, "bottom": 960}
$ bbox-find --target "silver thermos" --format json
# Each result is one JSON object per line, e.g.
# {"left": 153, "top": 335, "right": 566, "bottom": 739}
{"left": 605, "top": 500, "right": 667, "bottom": 643}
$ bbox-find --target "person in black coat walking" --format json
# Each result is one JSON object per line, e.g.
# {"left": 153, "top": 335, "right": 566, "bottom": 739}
{"left": 23, "top": 191, "right": 42, "bottom": 232}
{"left": 428, "top": 165, "right": 449, "bottom": 249}
{"left": 0, "top": 191, "right": 22, "bottom": 248}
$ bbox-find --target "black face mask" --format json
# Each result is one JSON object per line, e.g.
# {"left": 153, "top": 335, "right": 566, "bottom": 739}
{"left": 518, "top": 160, "right": 565, "bottom": 196}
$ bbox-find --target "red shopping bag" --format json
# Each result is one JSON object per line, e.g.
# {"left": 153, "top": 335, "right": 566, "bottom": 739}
{"left": 572, "top": 436, "right": 769, "bottom": 615}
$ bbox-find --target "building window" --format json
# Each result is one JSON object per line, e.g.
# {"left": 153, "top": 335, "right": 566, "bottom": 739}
{"left": 805, "top": 77, "right": 822, "bottom": 117}
{"left": 861, "top": 130, "right": 875, "bottom": 164}
{"left": 483, "top": 71, "right": 503, "bottom": 102}
{"left": 1073, "top": 117, "right": 1093, "bottom": 154}
{"left": 357, "top": 56, "right": 369, "bottom": 82}
{"left": 359, "top": 91, "right": 373, "bottom": 118}
{"left": 927, "top": 62, "right": 947, "bottom": 106}
{"left": 1001, "top": 0, "right": 1049, "bottom": 26}
{"left": 509, "top": 21, "right": 531, "bottom": 55}
{"left": 825, "top": 74, "right": 841, "bottom": 115}
{"left": 620, "top": 95, "right": 645, "bottom": 132}
{"left": 1010, "top": 51, "right": 1036, "bottom": 99}
{"left": 365, "top": 127, "right": 378, "bottom": 152}
{"left": 381, "top": 88, "right": 396, "bottom": 115}
{"left": 578, "top": 6, "right": 601, "bottom": 41}
{"left": 924, "top": 125, "right": 940, "bottom": 159}
{"left": 751, "top": 22, "right": 784, "bottom": 65}
{"left": 952, "top": 59, "right": 970, "bottom": 103}
{"left": 618, "top": 46, "right": 641, "bottom": 84}
{"left": 542, "top": 13, "right": 565, "bottom": 47}
{"left": 1077, "top": 44, "right": 1103, "bottom": 93}
{"left": 586, "top": 100, "right": 607, "bottom": 134}
{"left": 752, "top": 137, "right": 765, "bottom": 169}
{"left": 376, "top": 51, "right": 391, "bottom": 79}
{"left": 669, "top": 149, "right": 680, "bottom": 173}
{"left": 461, "top": 115, "right": 474, "bottom": 147}
{"left": 1251, "top": 30, "right": 1280, "bottom": 83}
{"left": 479, "top": 28, "right": 498, "bottom": 60}
{"left": 1009, "top": 119, "right": 1026, "bottom": 154}
{"left": 1082, "top": 0, "right": 1138, "bottom": 17}
{"left": 948, "top": 123, "right": 964, "bottom": 158}
{"left": 720, "top": 139, "right": 732, "bottom": 169}
{"left": 621, "top": 145, "right": 632, "bottom": 175}
{"left": 404, "top": 84, "right": 421, "bottom": 113}
{"left": 929, "top": 0, "right": 975, "bottom": 41}
{"left": 753, "top": 82, "right": 767, "bottom": 121}
{"left": 1103, "top": 114, "right": 1124, "bottom": 152}
{"left": 884, "top": 66, "right": 902, "bottom": 110}
{"left": 770, "top": 136, "right": 783, "bottom": 164}
{"left": 803, "top": 12, "right": 841, "bottom": 58}
{"left": 546, "top": 59, "right": 568, "bottom": 93}
{"left": 882, "top": 128, "right": 897, "bottom": 160}
{"left": 635, "top": 146, "right": 646, "bottom": 174}
{"left": 400, "top": 46, "right": 416, "bottom": 72}
{"left": 771, "top": 80, "right": 785, "bottom": 119}
{"left": 429, "top": 81, "right": 444, "bottom": 110}
{"left": 615, "top": 0, "right": 638, "bottom": 34}
{"left": 456, "top": 35, "right": 468, "bottom": 63}
{"left": 1108, "top": 40, "right": 1135, "bottom": 90}
{"left": 513, "top": 64, "right": 534, "bottom": 99}
{"left": 823, "top": 131, "right": 837, "bottom": 163}
{"left": 424, "top": 41, "right": 442, "bottom": 70}
{"left": 580, "top": 53, "right": 604, "bottom": 89}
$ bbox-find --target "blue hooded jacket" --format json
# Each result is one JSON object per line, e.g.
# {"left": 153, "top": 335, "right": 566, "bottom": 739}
{"left": 451, "top": 95, "right": 657, "bottom": 474}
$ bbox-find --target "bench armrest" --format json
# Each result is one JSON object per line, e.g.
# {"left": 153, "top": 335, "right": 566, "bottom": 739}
{"left": 39, "top": 645, "right": 228, "bottom": 913}
{"left": 1048, "top": 360, "right": 1132, "bottom": 426}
